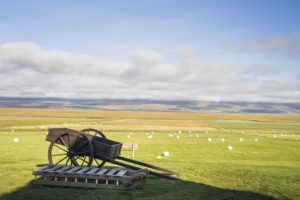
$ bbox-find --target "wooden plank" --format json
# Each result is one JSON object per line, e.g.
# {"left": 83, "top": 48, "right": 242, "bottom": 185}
{"left": 55, "top": 166, "right": 72, "bottom": 173}
{"left": 85, "top": 168, "right": 99, "bottom": 175}
{"left": 75, "top": 167, "right": 90, "bottom": 174}
{"left": 106, "top": 168, "right": 118, "bottom": 176}
{"left": 44, "top": 165, "right": 62, "bottom": 172}
{"left": 34, "top": 165, "right": 53, "bottom": 172}
{"left": 115, "top": 170, "right": 127, "bottom": 177}
{"left": 96, "top": 168, "right": 109, "bottom": 175}
{"left": 65, "top": 166, "right": 81, "bottom": 174}
{"left": 40, "top": 165, "right": 57, "bottom": 172}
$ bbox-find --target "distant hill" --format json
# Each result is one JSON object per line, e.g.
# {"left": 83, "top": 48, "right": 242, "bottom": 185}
{"left": 0, "top": 97, "right": 299, "bottom": 114}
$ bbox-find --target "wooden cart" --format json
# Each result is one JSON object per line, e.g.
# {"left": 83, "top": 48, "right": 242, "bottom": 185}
{"left": 46, "top": 128, "right": 177, "bottom": 179}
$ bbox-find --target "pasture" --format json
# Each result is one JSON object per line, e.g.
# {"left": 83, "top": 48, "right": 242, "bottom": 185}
{"left": 0, "top": 108, "right": 299, "bottom": 200}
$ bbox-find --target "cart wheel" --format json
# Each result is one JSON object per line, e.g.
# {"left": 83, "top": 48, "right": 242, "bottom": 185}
{"left": 48, "top": 132, "right": 94, "bottom": 167}
{"left": 81, "top": 128, "right": 106, "bottom": 168}
{"left": 81, "top": 128, "right": 106, "bottom": 138}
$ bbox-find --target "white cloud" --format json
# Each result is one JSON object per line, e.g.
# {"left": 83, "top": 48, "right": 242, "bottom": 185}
{"left": 222, "top": 34, "right": 300, "bottom": 56}
{"left": 248, "top": 35, "right": 300, "bottom": 55}
{"left": 242, "top": 64, "right": 277, "bottom": 77}
{"left": 0, "top": 42, "right": 299, "bottom": 102}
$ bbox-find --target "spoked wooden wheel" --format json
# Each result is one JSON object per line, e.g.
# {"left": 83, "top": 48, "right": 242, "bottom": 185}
{"left": 81, "top": 128, "right": 106, "bottom": 138}
{"left": 48, "top": 132, "right": 94, "bottom": 167}
{"left": 81, "top": 128, "right": 106, "bottom": 167}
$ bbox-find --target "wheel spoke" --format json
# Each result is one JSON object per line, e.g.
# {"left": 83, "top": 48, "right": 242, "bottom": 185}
{"left": 54, "top": 144, "right": 68, "bottom": 152}
{"left": 55, "top": 155, "right": 68, "bottom": 165}
{"left": 53, "top": 132, "right": 94, "bottom": 168}
{"left": 94, "top": 158, "right": 100, "bottom": 166}
{"left": 81, "top": 156, "right": 87, "bottom": 167}
{"left": 94, "top": 159, "right": 105, "bottom": 168}
{"left": 74, "top": 157, "right": 79, "bottom": 166}
{"left": 71, "top": 157, "right": 79, "bottom": 166}
{"left": 66, "top": 157, "right": 70, "bottom": 165}
{"left": 59, "top": 136, "right": 69, "bottom": 150}
{"left": 75, "top": 155, "right": 89, "bottom": 164}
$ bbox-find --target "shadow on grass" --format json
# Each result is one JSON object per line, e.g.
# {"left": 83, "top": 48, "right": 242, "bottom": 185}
{"left": 0, "top": 177, "right": 276, "bottom": 200}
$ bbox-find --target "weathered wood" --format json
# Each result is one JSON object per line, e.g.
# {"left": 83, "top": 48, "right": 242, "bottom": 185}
{"left": 75, "top": 167, "right": 90, "bottom": 174}
{"left": 31, "top": 165, "right": 148, "bottom": 190}
{"left": 105, "top": 168, "right": 118, "bottom": 176}
{"left": 96, "top": 168, "right": 109, "bottom": 175}
{"left": 33, "top": 165, "right": 53, "bottom": 172}
{"left": 85, "top": 168, "right": 99, "bottom": 175}
{"left": 65, "top": 166, "right": 81, "bottom": 173}
{"left": 115, "top": 170, "right": 127, "bottom": 177}
{"left": 46, "top": 128, "right": 81, "bottom": 143}
{"left": 55, "top": 166, "right": 72, "bottom": 173}
{"left": 44, "top": 165, "right": 62, "bottom": 172}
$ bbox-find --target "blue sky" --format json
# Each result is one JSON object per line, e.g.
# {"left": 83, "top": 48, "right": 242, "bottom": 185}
{"left": 0, "top": 0, "right": 299, "bottom": 101}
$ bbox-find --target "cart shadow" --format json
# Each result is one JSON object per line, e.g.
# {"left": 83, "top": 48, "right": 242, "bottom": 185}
{"left": 1, "top": 178, "right": 276, "bottom": 200}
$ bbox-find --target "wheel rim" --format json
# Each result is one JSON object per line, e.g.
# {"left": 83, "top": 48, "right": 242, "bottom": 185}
{"left": 81, "top": 128, "right": 106, "bottom": 167}
{"left": 81, "top": 128, "right": 106, "bottom": 138}
{"left": 48, "top": 132, "right": 94, "bottom": 167}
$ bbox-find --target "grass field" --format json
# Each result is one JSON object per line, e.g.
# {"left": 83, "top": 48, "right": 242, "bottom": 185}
{"left": 0, "top": 108, "right": 299, "bottom": 200}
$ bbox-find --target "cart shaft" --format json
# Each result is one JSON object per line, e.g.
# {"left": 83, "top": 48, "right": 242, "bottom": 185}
{"left": 106, "top": 156, "right": 178, "bottom": 180}
{"left": 117, "top": 156, "right": 177, "bottom": 175}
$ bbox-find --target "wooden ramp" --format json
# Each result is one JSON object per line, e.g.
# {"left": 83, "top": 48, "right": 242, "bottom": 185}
{"left": 31, "top": 165, "right": 148, "bottom": 189}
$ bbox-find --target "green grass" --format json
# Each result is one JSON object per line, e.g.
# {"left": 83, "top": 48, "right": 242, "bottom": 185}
{"left": 0, "top": 108, "right": 299, "bottom": 200}
{"left": 209, "top": 121, "right": 300, "bottom": 131}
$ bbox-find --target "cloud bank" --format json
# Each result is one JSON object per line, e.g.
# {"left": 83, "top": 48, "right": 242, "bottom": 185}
{"left": 223, "top": 34, "right": 300, "bottom": 56}
{"left": 0, "top": 42, "right": 299, "bottom": 102}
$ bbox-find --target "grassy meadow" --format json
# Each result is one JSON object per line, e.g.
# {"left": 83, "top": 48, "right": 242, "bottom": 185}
{"left": 0, "top": 108, "right": 299, "bottom": 200}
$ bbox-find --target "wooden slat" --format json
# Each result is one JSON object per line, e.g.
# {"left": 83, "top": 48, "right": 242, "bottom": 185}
{"left": 106, "top": 168, "right": 118, "bottom": 176}
{"left": 96, "top": 168, "right": 108, "bottom": 175}
{"left": 34, "top": 165, "right": 53, "bottom": 172}
{"left": 75, "top": 167, "right": 90, "bottom": 174}
{"left": 41, "top": 165, "right": 58, "bottom": 172}
{"left": 115, "top": 170, "right": 127, "bottom": 177}
{"left": 44, "top": 165, "right": 62, "bottom": 172}
{"left": 85, "top": 168, "right": 99, "bottom": 175}
{"left": 55, "top": 166, "right": 72, "bottom": 173}
{"left": 65, "top": 166, "right": 81, "bottom": 174}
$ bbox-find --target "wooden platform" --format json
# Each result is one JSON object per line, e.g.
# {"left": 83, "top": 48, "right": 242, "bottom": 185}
{"left": 31, "top": 165, "right": 148, "bottom": 189}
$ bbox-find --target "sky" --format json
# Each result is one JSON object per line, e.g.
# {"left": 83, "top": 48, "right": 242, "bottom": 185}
{"left": 0, "top": 0, "right": 299, "bottom": 102}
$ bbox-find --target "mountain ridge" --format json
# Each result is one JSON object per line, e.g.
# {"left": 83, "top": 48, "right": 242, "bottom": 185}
{"left": 0, "top": 96, "right": 299, "bottom": 114}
